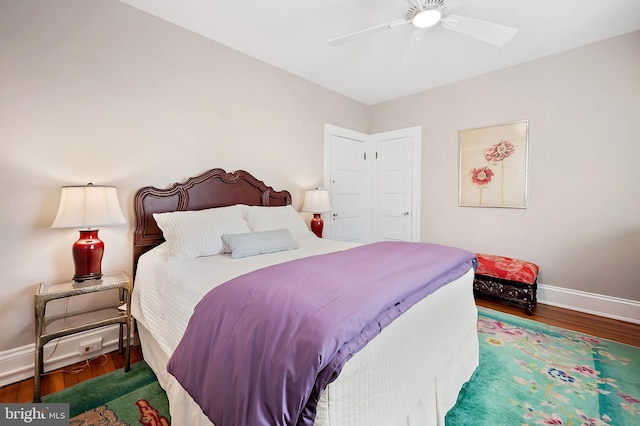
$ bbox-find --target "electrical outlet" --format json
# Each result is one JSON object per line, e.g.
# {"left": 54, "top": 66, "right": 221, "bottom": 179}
{"left": 78, "top": 337, "right": 102, "bottom": 356}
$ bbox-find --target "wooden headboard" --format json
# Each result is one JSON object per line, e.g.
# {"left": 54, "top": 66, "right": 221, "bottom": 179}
{"left": 133, "top": 168, "right": 292, "bottom": 272}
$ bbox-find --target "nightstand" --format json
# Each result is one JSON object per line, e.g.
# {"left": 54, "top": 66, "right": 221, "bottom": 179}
{"left": 33, "top": 271, "right": 132, "bottom": 402}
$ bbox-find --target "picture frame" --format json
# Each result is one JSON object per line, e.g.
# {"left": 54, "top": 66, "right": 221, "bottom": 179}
{"left": 459, "top": 120, "right": 529, "bottom": 208}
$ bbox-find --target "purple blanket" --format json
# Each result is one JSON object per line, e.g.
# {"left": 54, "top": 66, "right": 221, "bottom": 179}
{"left": 167, "top": 241, "right": 475, "bottom": 426}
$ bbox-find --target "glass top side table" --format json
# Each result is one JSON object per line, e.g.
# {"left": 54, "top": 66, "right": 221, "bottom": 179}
{"left": 33, "top": 271, "right": 132, "bottom": 402}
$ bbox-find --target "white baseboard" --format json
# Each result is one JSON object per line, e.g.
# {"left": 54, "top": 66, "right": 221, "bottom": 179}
{"left": 537, "top": 283, "right": 640, "bottom": 324}
{"left": 0, "top": 325, "right": 129, "bottom": 389}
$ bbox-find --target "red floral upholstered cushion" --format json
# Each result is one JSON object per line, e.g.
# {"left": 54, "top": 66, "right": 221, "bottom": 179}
{"left": 475, "top": 253, "right": 539, "bottom": 285}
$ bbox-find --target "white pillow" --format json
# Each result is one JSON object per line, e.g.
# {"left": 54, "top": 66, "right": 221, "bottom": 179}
{"left": 222, "top": 229, "right": 299, "bottom": 259}
{"left": 242, "top": 205, "right": 311, "bottom": 240}
{"left": 153, "top": 205, "right": 250, "bottom": 258}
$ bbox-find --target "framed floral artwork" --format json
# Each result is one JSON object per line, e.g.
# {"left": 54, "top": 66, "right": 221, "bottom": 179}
{"left": 459, "top": 120, "right": 529, "bottom": 208}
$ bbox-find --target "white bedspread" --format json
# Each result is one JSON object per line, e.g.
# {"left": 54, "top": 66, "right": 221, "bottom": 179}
{"left": 132, "top": 234, "right": 479, "bottom": 426}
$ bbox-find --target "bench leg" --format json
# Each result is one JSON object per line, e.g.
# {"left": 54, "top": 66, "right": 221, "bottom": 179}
{"left": 525, "top": 302, "right": 535, "bottom": 315}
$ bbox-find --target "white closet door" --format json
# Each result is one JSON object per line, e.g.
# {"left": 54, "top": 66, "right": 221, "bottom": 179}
{"left": 324, "top": 124, "right": 420, "bottom": 243}
{"left": 375, "top": 136, "right": 414, "bottom": 241}
{"left": 326, "top": 128, "right": 371, "bottom": 243}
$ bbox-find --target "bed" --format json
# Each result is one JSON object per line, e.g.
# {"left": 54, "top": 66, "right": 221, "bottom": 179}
{"left": 131, "top": 168, "right": 479, "bottom": 426}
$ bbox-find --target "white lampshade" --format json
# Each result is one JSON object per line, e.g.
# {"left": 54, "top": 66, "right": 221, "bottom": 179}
{"left": 302, "top": 189, "right": 331, "bottom": 214}
{"left": 51, "top": 184, "right": 126, "bottom": 229}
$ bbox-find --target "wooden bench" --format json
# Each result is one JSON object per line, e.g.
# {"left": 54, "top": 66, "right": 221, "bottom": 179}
{"left": 473, "top": 253, "right": 539, "bottom": 315}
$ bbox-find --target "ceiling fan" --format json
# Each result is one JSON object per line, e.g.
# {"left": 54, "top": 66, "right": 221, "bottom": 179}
{"left": 328, "top": 0, "right": 518, "bottom": 48}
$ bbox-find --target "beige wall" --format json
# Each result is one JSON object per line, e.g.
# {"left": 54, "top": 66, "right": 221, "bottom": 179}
{"left": 0, "top": 0, "right": 369, "bottom": 351}
{"left": 370, "top": 31, "right": 640, "bottom": 302}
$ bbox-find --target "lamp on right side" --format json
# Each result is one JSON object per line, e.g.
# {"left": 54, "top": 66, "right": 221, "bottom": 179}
{"left": 302, "top": 188, "right": 331, "bottom": 238}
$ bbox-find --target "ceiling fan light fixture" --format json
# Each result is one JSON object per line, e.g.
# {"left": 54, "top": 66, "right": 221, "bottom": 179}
{"left": 412, "top": 9, "right": 442, "bottom": 28}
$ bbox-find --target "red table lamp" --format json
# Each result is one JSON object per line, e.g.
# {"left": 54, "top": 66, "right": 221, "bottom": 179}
{"left": 51, "top": 184, "right": 126, "bottom": 282}
{"left": 302, "top": 189, "right": 331, "bottom": 238}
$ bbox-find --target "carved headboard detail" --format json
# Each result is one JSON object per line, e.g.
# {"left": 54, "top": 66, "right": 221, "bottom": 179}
{"left": 133, "top": 168, "right": 292, "bottom": 272}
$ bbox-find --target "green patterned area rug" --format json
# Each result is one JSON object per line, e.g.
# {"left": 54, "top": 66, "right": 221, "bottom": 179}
{"left": 447, "top": 307, "right": 640, "bottom": 425}
{"left": 41, "top": 308, "right": 639, "bottom": 425}
{"left": 42, "top": 361, "right": 170, "bottom": 425}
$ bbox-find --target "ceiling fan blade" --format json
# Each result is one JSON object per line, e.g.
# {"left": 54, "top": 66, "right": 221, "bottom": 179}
{"left": 440, "top": 14, "right": 517, "bottom": 46}
{"left": 329, "top": 19, "right": 410, "bottom": 46}
{"left": 399, "top": 29, "right": 426, "bottom": 71}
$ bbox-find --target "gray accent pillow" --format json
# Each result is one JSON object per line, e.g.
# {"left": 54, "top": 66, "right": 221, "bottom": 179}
{"left": 221, "top": 229, "right": 300, "bottom": 259}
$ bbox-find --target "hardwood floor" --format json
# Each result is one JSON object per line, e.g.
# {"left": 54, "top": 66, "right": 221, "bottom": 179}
{"left": 475, "top": 298, "right": 640, "bottom": 347}
{"left": 0, "top": 345, "right": 143, "bottom": 403}
{"left": 1, "top": 300, "right": 638, "bottom": 403}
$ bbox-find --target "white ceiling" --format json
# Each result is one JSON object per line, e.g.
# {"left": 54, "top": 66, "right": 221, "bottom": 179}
{"left": 119, "top": 0, "right": 640, "bottom": 106}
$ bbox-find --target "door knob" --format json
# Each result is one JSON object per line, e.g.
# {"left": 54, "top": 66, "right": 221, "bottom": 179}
{"left": 403, "top": 212, "right": 410, "bottom": 216}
